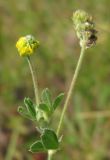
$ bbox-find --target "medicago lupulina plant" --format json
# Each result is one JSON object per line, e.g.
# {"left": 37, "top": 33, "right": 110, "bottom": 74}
{"left": 16, "top": 10, "right": 97, "bottom": 160}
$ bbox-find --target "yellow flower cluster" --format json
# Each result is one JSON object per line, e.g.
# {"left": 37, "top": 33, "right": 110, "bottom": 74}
{"left": 16, "top": 35, "right": 39, "bottom": 56}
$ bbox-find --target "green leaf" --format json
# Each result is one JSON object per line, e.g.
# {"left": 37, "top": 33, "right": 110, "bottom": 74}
{"left": 29, "top": 140, "right": 46, "bottom": 153}
{"left": 52, "top": 93, "right": 64, "bottom": 110}
{"left": 18, "top": 106, "right": 32, "bottom": 120}
{"left": 24, "top": 97, "right": 36, "bottom": 119}
{"left": 38, "top": 103, "right": 50, "bottom": 113}
{"left": 41, "top": 129, "right": 59, "bottom": 150}
{"left": 41, "top": 88, "right": 52, "bottom": 108}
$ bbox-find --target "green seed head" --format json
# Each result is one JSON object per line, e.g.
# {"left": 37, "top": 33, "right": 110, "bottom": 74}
{"left": 72, "top": 10, "right": 97, "bottom": 48}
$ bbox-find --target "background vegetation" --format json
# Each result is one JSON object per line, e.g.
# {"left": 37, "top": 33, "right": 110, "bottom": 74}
{"left": 0, "top": 0, "right": 110, "bottom": 159}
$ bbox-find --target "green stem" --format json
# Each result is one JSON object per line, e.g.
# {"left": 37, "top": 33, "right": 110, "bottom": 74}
{"left": 57, "top": 44, "right": 86, "bottom": 136}
{"left": 27, "top": 56, "right": 39, "bottom": 106}
{"left": 48, "top": 151, "right": 53, "bottom": 160}
{"left": 48, "top": 154, "right": 52, "bottom": 160}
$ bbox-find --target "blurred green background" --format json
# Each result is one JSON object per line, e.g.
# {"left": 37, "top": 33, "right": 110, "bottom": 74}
{"left": 0, "top": 0, "right": 110, "bottom": 160}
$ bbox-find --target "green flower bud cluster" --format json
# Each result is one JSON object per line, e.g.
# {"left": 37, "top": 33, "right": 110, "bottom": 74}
{"left": 72, "top": 10, "right": 97, "bottom": 48}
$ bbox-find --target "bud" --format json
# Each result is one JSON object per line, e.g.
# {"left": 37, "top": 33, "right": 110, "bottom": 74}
{"left": 72, "top": 10, "right": 97, "bottom": 48}
{"left": 16, "top": 35, "right": 39, "bottom": 56}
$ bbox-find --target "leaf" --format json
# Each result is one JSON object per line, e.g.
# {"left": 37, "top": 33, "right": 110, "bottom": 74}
{"left": 41, "top": 88, "right": 52, "bottom": 108}
{"left": 24, "top": 97, "right": 36, "bottom": 119}
{"left": 41, "top": 129, "right": 59, "bottom": 150}
{"left": 18, "top": 106, "right": 32, "bottom": 120}
{"left": 52, "top": 93, "right": 64, "bottom": 110}
{"left": 29, "top": 140, "right": 46, "bottom": 153}
{"left": 38, "top": 103, "right": 50, "bottom": 113}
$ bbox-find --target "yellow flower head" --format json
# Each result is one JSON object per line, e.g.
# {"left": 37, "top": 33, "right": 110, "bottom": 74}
{"left": 16, "top": 35, "right": 39, "bottom": 56}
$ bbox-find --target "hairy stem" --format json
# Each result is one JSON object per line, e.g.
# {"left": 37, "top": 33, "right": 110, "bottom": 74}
{"left": 57, "top": 44, "right": 86, "bottom": 136}
{"left": 27, "top": 56, "right": 39, "bottom": 106}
